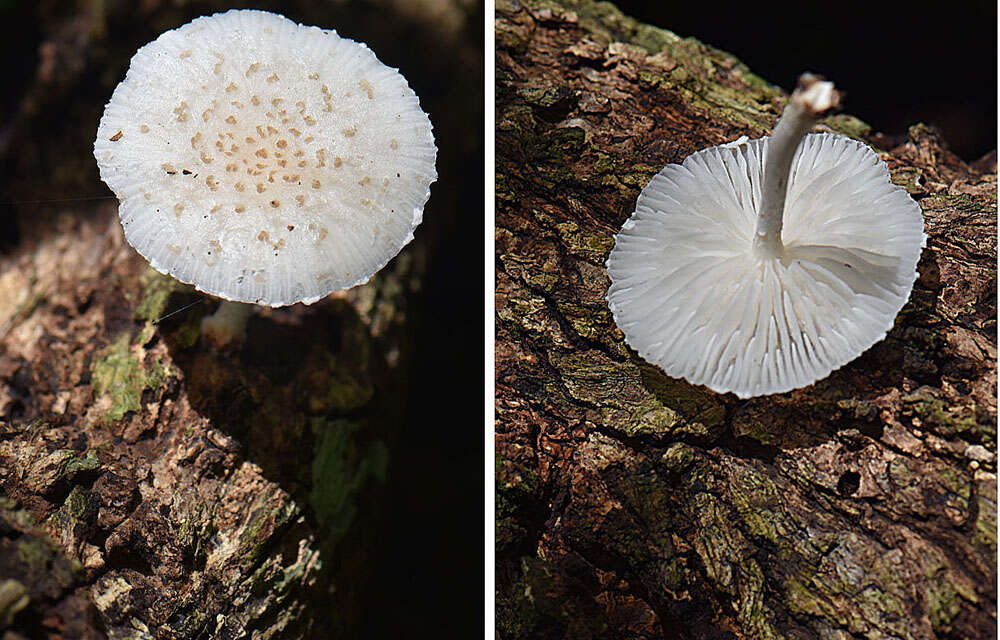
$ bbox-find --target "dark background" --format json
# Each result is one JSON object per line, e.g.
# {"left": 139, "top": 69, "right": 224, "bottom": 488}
{"left": 0, "top": 0, "right": 482, "bottom": 638}
{"left": 616, "top": 0, "right": 997, "bottom": 162}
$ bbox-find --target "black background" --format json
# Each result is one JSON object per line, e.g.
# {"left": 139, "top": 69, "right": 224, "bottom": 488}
{"left": 615, "top": 0, "right": 997, "bottom": 161}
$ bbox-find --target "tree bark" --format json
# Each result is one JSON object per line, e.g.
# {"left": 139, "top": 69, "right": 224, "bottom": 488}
{"left": 495, "top": 1, "right": 997, "bottom": 639}
{"left": 0, "top": 204, "right": 418, "bottom": 639}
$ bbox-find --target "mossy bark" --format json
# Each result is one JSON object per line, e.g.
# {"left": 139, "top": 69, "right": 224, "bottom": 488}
{"left": 0, "top": 206, "right": 415, "bottom": 639}
{"left": 495, "top": 1, "right": 997, "bottom": 638}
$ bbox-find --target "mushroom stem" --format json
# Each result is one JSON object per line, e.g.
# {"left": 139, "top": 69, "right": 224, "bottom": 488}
{"left": 201, "top": 300, "right": 254, "bottom": 348}
{"left": 754, "top": 74, "right": 841, "bottom": 259}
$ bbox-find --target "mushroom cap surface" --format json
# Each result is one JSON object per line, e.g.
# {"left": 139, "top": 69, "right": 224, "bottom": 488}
{"left": 606, "top": 132, "right": 925, "bottom": 398}
{"left": 95, "top": 9, "right": 436, "bottom": 306}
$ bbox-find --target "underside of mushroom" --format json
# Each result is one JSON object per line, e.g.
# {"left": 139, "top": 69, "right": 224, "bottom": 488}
{"left": 606, "top": 74, "right": 925, "bottom": 398}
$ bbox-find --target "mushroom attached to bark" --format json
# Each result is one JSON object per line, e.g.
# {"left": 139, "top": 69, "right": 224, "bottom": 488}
{"left": 94, "top": 9, "right": 437, "bottom": 346}
{"left": 606, "top": 74, "right": 924, "bottom": 399}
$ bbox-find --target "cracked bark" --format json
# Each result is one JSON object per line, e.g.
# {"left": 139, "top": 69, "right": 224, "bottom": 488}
{"left": 495, "top": 1, "right": 996, "bottom": 639}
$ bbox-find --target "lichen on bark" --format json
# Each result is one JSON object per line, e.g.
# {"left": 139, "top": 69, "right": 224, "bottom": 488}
{"left": 496, "top": 1, "right": 997, "bottom": 638}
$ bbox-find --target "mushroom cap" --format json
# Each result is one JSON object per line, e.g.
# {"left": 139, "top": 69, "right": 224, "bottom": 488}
{"left": 606, "top": 132, "right": 925, "bottom": 399}
{"left": 94, "top": 9, "right": 437, "bottom": 306}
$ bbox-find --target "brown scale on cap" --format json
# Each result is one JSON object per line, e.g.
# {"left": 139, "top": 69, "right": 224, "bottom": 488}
{"left": 166, "top": 70, "right": 363, "bottom": 216}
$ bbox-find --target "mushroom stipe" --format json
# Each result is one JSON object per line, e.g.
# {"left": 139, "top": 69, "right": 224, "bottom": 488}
{"left": 606, "top": 74, "right": 925, "bottom": 399}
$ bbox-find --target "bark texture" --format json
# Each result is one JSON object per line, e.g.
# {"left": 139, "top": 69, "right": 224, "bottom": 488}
{"left": 0, "top": 205, "right": 414, "bottom": 639}
{"left": 0, "top": 0, "right": 480, "bottom": 637}
{"left": 495, "top": 1, "right": 997, "bottom": 638}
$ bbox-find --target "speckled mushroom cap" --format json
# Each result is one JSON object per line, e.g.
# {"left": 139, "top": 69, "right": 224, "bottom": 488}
{"left": 606, "top": 133, "right": 925, "bottom": 398}
{"left": 94, "top": 9, "right": 436, "bottom": 306}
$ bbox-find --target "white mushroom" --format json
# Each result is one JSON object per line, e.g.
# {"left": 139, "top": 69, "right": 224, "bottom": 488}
{"left": 94, "top": 9, "right": 437, "bottom": 347}
{"left": 606, "top": 74, "right": 925, "bottom": 399}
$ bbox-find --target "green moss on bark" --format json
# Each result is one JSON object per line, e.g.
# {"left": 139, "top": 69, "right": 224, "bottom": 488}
{"left": 90, "top": 332, "right": 169, "bottom": 424}
{"left": 309, "top": 419, "right": 388, "bottom": 540}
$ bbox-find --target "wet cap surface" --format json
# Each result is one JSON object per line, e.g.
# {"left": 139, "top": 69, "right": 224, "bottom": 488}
{"left": 606, "top": 133, "right": 925, "bottom": 399}
{"left": 95, "top": 9, "right": 437, "bottom": 306}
